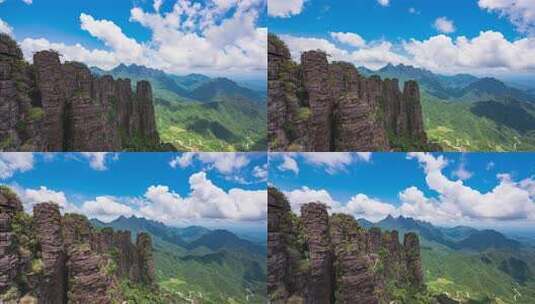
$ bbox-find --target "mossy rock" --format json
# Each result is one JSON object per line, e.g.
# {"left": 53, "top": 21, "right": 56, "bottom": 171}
{"left": 296, "top": 107, "right": 312, "bottom": 121}
{"left": 30, "top": 259, "right": 44, "bottom": 274}
{"left": 27, "top": 107, "right": 44, "bottom": 121}
{"left": 0, "top": 185, "right": 19, "bottom": 201}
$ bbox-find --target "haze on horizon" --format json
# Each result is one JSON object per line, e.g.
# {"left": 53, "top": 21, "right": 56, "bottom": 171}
{"left": 269, "top": 152, "right": 535, "bottom": 234}
{"left": 269, "top": 0, "right": 535, "bottom": 84}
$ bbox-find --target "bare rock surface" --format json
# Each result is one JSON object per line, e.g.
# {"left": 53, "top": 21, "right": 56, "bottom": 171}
{"left": 268, "top": 34, "right": 432, "bottom": 151}
{"left": 268, "top": 188, "right": 426, "bottom": 304}
{"left": 0, "top": 34, "right": 161, "bottom": 151}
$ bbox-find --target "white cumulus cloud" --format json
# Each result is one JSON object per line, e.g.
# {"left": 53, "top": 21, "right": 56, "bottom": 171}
{"left": 479, "top": 0, "right": 535, "bottom": 35}
{"left": 268, "top": 0, "right": 306, "bottom": 18}
{"left": 434, "top": 17, "right": 456, "bottom": 33}
{"left": 140, "top": 171, "right": 266, "bottom": 223}
{"left": 19, "top": 0, "right": 266, "bottom": 77}
{"left": 170, "top": 152, "right": 250, "bottom": 174}
{"left": 0, "top": 18, "right": 13, "bottom": 36}
{"left": 377, "top": 0, "right": 390, "bottom": 7}
{"left": 330, "top": 32, "right": 366, "bottom": 48}
{"left": 80, "top": 152, "right": 116, "bottom": 171}
{"left": 81, "top": 196, "right": 135, "bottom": 222}
{"left": 0, "top": 153, "right": 34, "bottom": 179}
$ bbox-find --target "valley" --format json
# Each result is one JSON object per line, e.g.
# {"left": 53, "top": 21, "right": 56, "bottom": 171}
{"left": 93, "top": 64, "right": 267, "bottom": 152}
{"left": 360, "top": 64, "right": 535, "bottom": 151}
{"left": 361, "top": 215, "right": 535, "bottom": 303}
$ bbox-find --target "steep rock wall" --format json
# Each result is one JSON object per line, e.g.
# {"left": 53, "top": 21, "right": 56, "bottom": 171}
{"left": 268, "top": 34, "right": 431, "bottom": 151}
{"left": 0, "top": 34, "right": 160, "bottom": 151}
{"left": 0, "top": 188, "right": 156, "bottom": 303}
{"left": 267, "top": 187, "right": 425, "bottom": 304}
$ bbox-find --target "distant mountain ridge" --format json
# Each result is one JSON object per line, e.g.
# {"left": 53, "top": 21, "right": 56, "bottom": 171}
{"left": 360, "top": 63, "right": 535, "bottom": 103}
{"left": 358, "top": 215, "right": 522, "bottom": 251}
{"left": 91, "top": 63, "right": 266, "bottom": 104}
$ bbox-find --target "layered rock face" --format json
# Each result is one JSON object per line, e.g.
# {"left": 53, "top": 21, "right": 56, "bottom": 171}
{"left": 0, "top": 188, "right": 24, "bottom": 295}
{"left": 268, "top": 187, "right": 425, "bottom": 304}
{"left": 268, "top": 34, "right": 431, "bottom": 151}
{"left": 300, "top": 203, "right": 333, "bottom": 303}
{"left": 0, "top": 188, "right": 156, "bottom": 303}
{"left": 0, "top": 34, "right": 160, "bottom": 151}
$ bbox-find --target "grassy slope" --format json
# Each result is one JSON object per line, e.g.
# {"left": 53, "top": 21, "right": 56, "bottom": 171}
{"left": 423, "top": 247, "right": 535, "bottom": 304}
{"left": 156, "top": 100, "right": 267, "bottom": 152}
{"left": 376, "top": 224, "right": 535, "bottom": 303}
{"left": 154, "top": 238, "right": 266, "bottom": 304}
{"left": 421, "top": 92, "right": 535, "bottom": 151}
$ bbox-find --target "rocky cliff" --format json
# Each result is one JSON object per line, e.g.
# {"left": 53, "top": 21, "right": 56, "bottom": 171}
{"left": 0, "top": 34, "right": 162, "bottom": 151}
{"left": 0, "top": 186, "right": 156, "bottom": 303}
{"left": 268, "top": 187, "right": 426, "bottom": 304}
{"left": 268, "top": 34, "right": 435, "bottom": 151}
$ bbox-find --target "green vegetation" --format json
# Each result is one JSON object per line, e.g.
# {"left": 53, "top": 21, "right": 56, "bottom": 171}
{"left": 156, "top": 99, "right": 266, "bottom": 151}
{"left": 422, "top": 93, "right": 535, "bottom": 151}
{"left": 296, "top": 107, "right": 312, "bottom": 121}
{"left": 112, "top": 280, "right": 187, "bottom": 304}
{"left": 422, "top": 247, "right": 535, "bottom": 303}
{"left": 30, "top": 259, "right": 44, "bottom": 274}
{"left": 28, "top": 107, "right": 45, "bottom": 121}
{"left": 364, "top": 64, "right": 535, "bottom": 151}
{"left": 0, "top": 185, "right": 19, "bottom": 200}
{"left": 93, "top": 216, "right": 266, "bottom": 304}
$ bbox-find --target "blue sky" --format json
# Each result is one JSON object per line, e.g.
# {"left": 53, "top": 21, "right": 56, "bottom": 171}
{"left": 0, "top": 152, "right": 267, "bottom": 233}
{"left": 0, "top": 0, "right": 267, "bottom": 78}
{"left": 269, "top": 152, "right": 535, "bottom": 233}
{"left": 268, "top": 0, "right": 535, "bottom": 81}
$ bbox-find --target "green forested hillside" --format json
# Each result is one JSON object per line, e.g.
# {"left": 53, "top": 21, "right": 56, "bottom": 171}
{"left": 360, "top": 216, "right": 535, "bottom": 303}
{"left": 156, "top": 99, "right": 267, "bottom": 151}
{"left": 422, "top": 93, "right": 535, "bottom": 151}
{"left": 92, "top": 216, "right": 267, "bottom": 304}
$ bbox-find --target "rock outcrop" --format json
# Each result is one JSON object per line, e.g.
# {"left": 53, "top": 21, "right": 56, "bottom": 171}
{"left": 0, "top": 33, "right": 161, "bottom": 151}
{"left": 268, "top": 187, "right": 425, "bottom": 304}
{"left": 0, "top": 187, "right": 156, "bottom": 303}
{"left": 268, "top": 34, "right": 433, "bottom": 151}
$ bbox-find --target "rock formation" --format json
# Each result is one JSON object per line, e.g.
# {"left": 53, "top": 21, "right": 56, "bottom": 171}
{"left": 0, "top": 186, "right": 156, "bottom": 303}
{"left": 268, "top": 34, "right": 433, "bottom": 151}
{"left": 267, "top": 187, "right": 425, "bottom": 304}
{"left": 0, "top": 33, "right": 161, "bottom": 151}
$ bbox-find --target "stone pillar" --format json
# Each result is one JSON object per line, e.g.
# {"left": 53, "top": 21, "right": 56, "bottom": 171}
{"left": 34, "top": 202, "right": 66, "bottom": 304}
{"left": 33, "top": 51, "right": 67, "bottom": 151}
{"left": 404, "top": 232, "right": 424, "bottom": 289}
{"left": 301, "top": 51, "right": 332, "bottom": 151}
{"left": 301, "top": 202, "right": 333, "bottom": 304}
